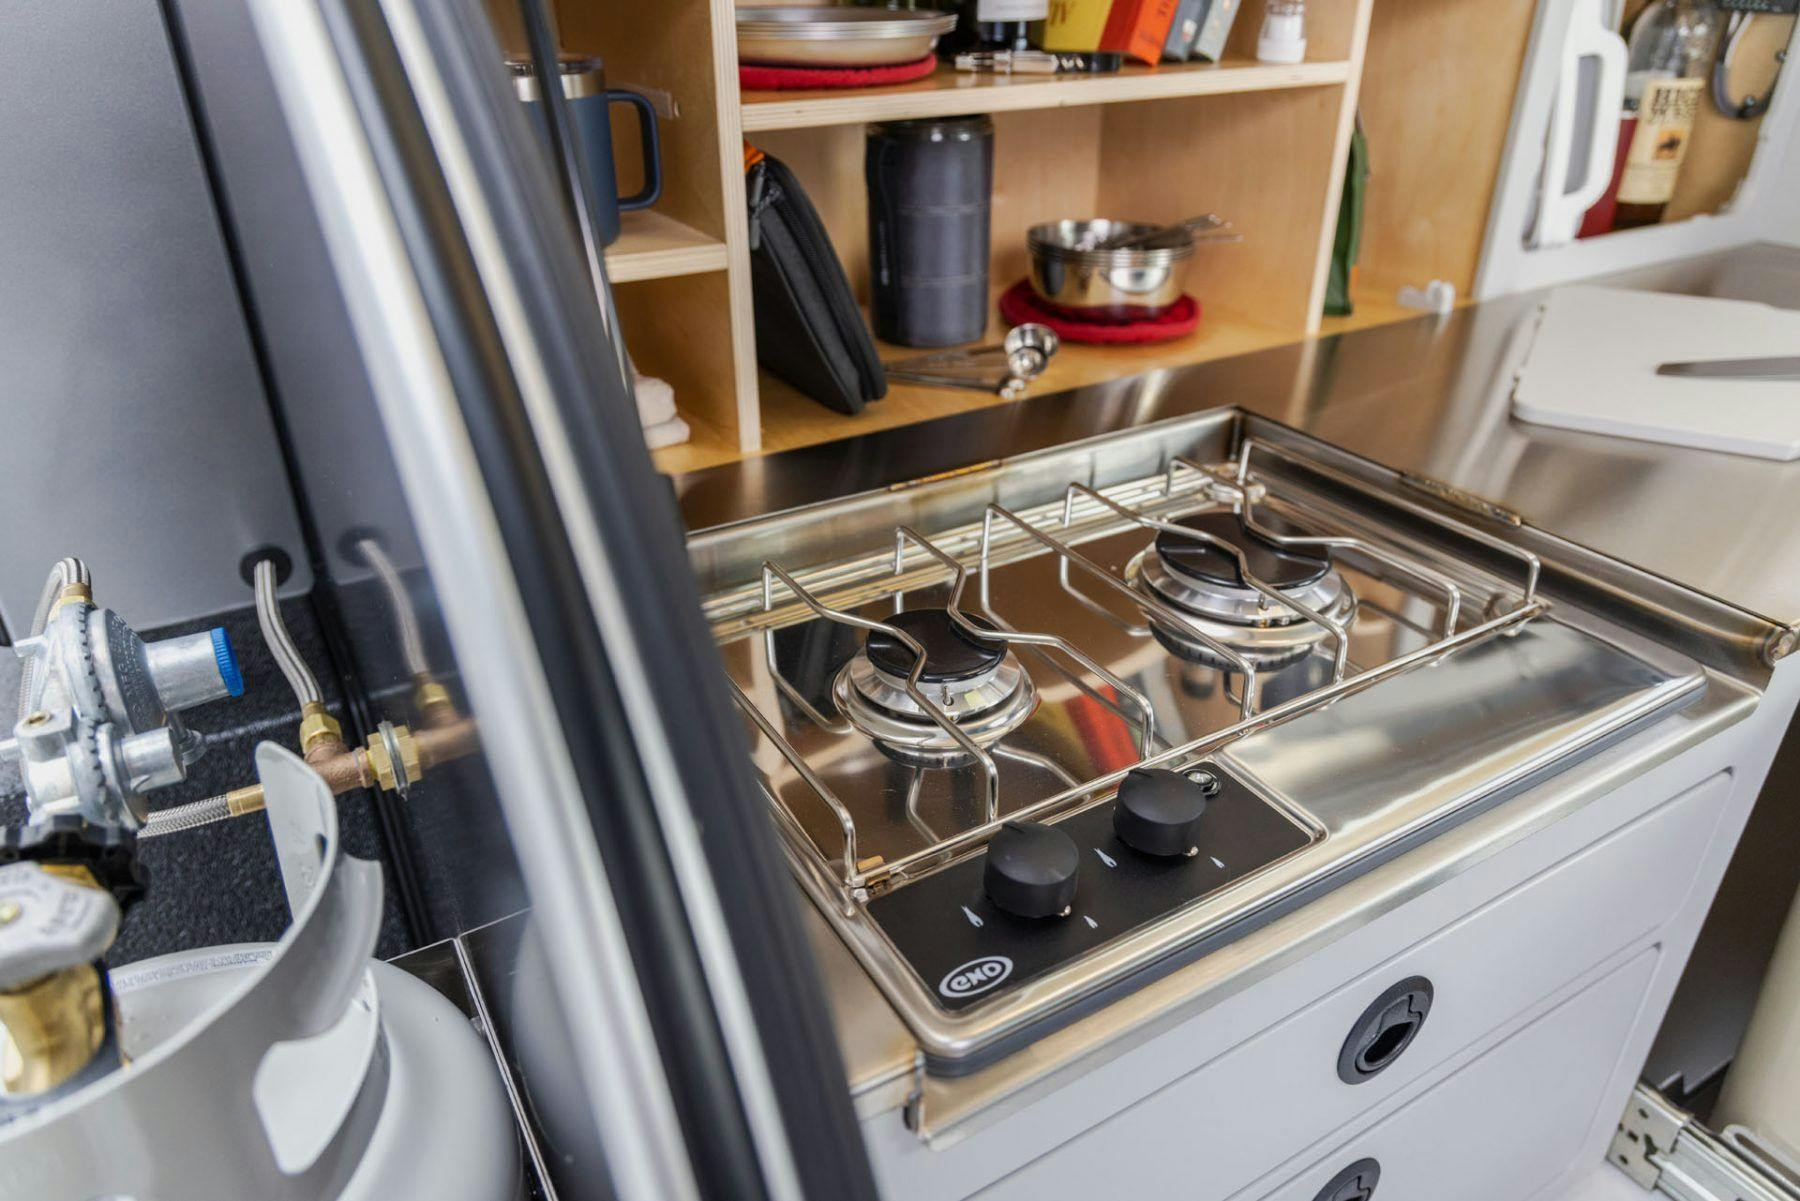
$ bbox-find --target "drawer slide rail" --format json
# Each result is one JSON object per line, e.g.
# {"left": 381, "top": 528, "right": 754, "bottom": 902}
{"left": 1610, "top": 1083, "right": 1800, "bottom": 1201}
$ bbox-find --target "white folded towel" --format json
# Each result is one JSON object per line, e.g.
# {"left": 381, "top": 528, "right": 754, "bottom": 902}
{"left": 643, "top": 414, "right": 691, "bottom": 451}
{"left": 634, "top": 372, "right": 677, "bottom": 428}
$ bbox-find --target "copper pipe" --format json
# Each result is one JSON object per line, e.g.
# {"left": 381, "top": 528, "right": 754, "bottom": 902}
{"left": 414, "top": 717, "right": 478, "bottom": 772}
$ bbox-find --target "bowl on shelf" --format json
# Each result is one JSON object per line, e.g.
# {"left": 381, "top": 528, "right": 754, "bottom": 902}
{"left": 736, "top": 7, "right": 959, "bottom": 67}
{"left": 1026, "top": 219, "right": 1197, "bottom": 321}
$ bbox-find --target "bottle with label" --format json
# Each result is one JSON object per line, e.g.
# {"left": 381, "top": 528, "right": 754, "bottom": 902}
{"left": 946, "top": 0, "right": 1050, "bottom": 53}
{"left": 1613, "top": 0, "right": 1719, "bottom": 229}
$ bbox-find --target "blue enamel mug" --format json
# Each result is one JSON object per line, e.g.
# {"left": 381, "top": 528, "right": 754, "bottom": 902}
{"left": 508, "top": 56, "right": 662, "bottom": 246}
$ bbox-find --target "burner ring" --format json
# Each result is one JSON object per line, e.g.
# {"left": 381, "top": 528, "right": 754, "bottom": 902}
{"left": 1134, "top": 548, "right": 1351, "bottom": 628}
{"left": 833, "top": 656, "right": 1037, "bottom": 756}
{"left": 1129, "top": 550, "right": 1358, "bottom": 668}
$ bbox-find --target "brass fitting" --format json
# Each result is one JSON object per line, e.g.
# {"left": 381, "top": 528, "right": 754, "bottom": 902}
{"left": 0, "top": 965, "right": 106, "bottom": 1097}
{"left": 412, "top": 676, "right": 457, "bottom": 729}
{"left": 36, "top": 864, "right": 100, "bottom": 892}
{"left": 224, "top": 784, "right": 266, "bottom": 818}
{"left": 364, "top": 723, "right": 422, "bottom": 794}
{"left": 49, "top": 582, "right": 92, "bottom": 613}
{"left": 298, "top": 701, "right": 344, "bottom": 758}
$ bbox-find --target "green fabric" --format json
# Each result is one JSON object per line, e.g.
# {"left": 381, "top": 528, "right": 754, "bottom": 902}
{"left": 1324, "top": 121, "right": 1369, "bottom": 318}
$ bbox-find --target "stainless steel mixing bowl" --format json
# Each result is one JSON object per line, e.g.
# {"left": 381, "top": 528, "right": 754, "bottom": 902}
{"left": 737, "top": 7, "right": 959, "bottom": 67}
{"left": 1026, "top": 219, "right": 1197, "bottom": 321}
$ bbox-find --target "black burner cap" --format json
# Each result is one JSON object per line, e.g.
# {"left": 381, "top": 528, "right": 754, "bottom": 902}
{"left": 865, "top": 608, "right": 1008, "bottom": 684}
{"left": 1154, "top": 511, "right": 1331, "bottom": 591}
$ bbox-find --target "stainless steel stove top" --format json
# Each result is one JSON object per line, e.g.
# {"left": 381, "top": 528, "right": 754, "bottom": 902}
{"left": 695, "top": 420, "right": 1706, "bottom": 1071}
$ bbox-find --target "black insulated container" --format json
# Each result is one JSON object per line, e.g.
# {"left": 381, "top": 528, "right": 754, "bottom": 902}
{"left": 866, "top": 115, "right": 994, "bottom": 348}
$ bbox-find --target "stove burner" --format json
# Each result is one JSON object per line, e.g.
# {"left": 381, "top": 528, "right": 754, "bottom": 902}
{"left": 1132, "top": 509, "right": 1356, "bottom": 668}
{"left": 865, "top": 609, "right": 1009, "bottom": 684}
{"left": 833, "top": 608, "right": 1037, "bottom": 761}
{"left": 1153, "top": 511, "right": 1331, "bottom": 591}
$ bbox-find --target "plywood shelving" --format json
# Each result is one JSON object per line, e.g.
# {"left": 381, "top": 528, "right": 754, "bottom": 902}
{"left": 604, "top": 210, "right": 729, "bottom": 283}
{"left": 527, "top": 0, "right": 1389, "bottom": 476}
{"left": 756, "top": 294, "right": 1297, "bottom": 456}
{"left": 1346, "top": 0, "right": 1538, "bottom": 306}
{"left": 1316, "top": 285, "right": 1436, "bottom": 338}
{"left": 740, "top": 57, "right": 1352, "bottom": 131}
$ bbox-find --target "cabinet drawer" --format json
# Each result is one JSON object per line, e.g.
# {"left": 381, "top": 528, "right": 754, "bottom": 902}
{"left": 1252, "top": 948, "right": 1659, "bottom": 1201}
{"left": 974, "top": 772, "right": 1728, "bottom": 1201}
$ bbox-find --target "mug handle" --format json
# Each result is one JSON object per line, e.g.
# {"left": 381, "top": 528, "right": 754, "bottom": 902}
{"left": 608, "top": 89, "right": 662, "bottom": 211}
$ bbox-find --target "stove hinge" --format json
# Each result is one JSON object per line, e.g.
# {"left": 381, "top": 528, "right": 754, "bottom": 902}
{"left": 1608, "top": 1083, "right": 1800, "bottom": 1201}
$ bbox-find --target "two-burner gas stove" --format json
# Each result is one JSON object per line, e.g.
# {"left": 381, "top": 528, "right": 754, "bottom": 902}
{"left": 692, "top": 415, "right": 1704, "bottom": 1074}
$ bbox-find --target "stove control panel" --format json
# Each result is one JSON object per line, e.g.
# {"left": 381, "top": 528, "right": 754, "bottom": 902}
{"left": 867, "top": 761, "right": 1315, "bottom": 1016}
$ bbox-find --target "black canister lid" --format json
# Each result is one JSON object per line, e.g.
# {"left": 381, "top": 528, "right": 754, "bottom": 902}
{"left": 865, "top": 608, "right": 1008, "bottom": 684}
{"left": 867, "top": 114, "right": 995, "bottom": 143}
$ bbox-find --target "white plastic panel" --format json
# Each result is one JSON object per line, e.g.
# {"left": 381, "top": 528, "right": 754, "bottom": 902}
{"left": 1249, "top": 947, "right": 1660, "bottom": 1201}
{"left": 1475, "top": 0, "right": 1800, "bottom": 299}
{"left": 968, "top": 773, "right": 1729, "bottom": 1201}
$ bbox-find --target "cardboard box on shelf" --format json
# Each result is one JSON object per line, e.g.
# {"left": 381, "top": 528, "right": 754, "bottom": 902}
{"left": 1039, "top": 0, "right": 1117, "bottom": 51}
{"left": 1191, "top": 0, "right": 1240, "bottom": 61}
{"left": 1162, "top": 0, "right": 1208, "bottom": 60}
{"left": 1102, "top": 0, "right": 1182, "bottom": 63}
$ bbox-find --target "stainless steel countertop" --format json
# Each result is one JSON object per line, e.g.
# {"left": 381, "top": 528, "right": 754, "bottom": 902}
{"left": 674, "top": 243, "right": 1800, "bottom": 626}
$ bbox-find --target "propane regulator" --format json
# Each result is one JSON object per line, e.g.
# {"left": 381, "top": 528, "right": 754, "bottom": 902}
{"left": 0, "top": 558, "right": 243, "bottom": 1117}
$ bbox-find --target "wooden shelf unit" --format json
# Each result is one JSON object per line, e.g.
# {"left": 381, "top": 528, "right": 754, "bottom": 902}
{"left": 524, "top": 0, "right": 1388, "bottom": 476}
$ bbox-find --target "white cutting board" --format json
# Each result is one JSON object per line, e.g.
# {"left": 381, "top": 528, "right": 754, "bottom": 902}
{"left": 1512, "top": 286, "right": 1800, "bottom": 460}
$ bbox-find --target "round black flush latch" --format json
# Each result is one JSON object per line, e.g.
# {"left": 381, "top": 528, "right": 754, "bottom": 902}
{"left": 1338, "top": 976, "right": 1433, "bottom": 1084}
{"left": 1311, "top": 1158, "right": 1380, "bottom": 1201}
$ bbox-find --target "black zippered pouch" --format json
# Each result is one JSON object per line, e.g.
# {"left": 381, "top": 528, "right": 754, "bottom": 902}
{"left": 747, "top": 152, "right": 885, "bottom": 415}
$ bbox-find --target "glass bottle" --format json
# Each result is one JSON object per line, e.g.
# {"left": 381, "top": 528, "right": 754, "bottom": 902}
{"left": 1613, "top": 0, "right": 1719, "bottom": 229}
{"left": 1257, "top": 0, "right": 1307, "bottom": 65}
{"left": 945, "top": 0, "right": 1048, "bottom": 54}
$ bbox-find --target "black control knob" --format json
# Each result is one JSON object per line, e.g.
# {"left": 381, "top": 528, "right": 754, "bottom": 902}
{"left": 984, "top": 820, "right": 1079, "bottom": 918}
{"left": 1113, "top": 767, "right": 1212, "bottom": 858}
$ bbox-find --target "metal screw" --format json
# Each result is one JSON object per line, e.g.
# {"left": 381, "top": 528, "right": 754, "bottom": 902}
{"left": 0, "top": 900, "right": 21, "bottom": 926}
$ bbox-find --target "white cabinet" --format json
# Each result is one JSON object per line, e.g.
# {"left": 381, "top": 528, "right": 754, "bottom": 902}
{"left": 1246, "top": 949, "right": 1659, "bottom": 1201}
{"left": 1475, "top": 0, "right": 1800, "bottom": 299}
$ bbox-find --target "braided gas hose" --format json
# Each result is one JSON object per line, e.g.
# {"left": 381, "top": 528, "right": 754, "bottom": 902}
{"left": 358, "top": 538, "right": 429, "bottom": 680}
{"left": 254, "top": 558, "right": 322, "bottom": 708}
{"left": 139, "top": 786, "right": 265, "bottom": 840}
{"left": 15, "top": 557, "right": 91, "bottom": 721}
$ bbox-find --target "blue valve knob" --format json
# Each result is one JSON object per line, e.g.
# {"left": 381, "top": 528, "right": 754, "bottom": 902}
{"left": 144, "top": 628, "right": 243, "bottom": 711}
{"left": 210, "top": 627, "right": 244, "bottom": 698}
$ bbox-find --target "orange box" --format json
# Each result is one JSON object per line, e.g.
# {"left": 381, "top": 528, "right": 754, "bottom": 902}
{"left": 1101, "top": 0, "right": 1181, "bottom": 63}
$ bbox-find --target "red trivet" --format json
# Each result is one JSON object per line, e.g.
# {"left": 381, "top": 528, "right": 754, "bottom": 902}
{"left": 998, "top": 280, "right": 1202, "bottom": 345}
{"left": 739, "top": 55, "right": 937, "bottom": 91}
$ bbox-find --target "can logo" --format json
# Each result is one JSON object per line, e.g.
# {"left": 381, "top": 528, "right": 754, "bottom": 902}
{"left": 939, "top": 955, "right": 1012, "bottom": 999}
